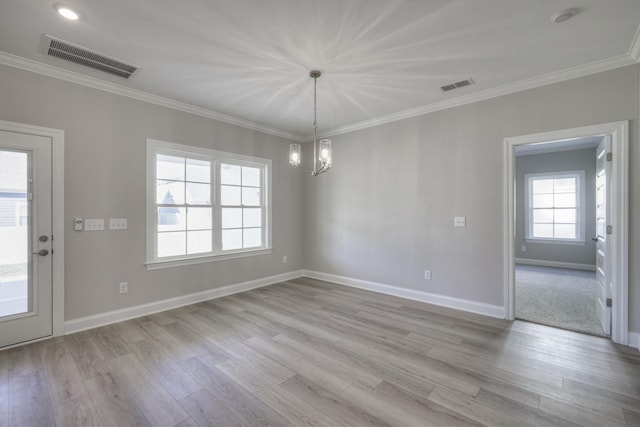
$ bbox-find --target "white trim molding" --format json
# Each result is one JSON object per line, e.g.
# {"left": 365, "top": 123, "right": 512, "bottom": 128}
{"left": 0, "top": 120, "right": 65, "bottom": 338}
{"left": 303, "top": 270, "right": 504, "bottom": 319}
{"left": 318, "top": 55, "right": 635, "bottom": 140}
{"left": 65, "top": 270, "right": 303, "bottom": 334}
{"left": 0, "top": 50, "right": 635, "bottom": 144}
{"left": 504, "top": 121, "right": 629, "bottom": 345}
{"left": 628, "top": 23, "right": 640, "bottom": 62}
{"left": 515, "top": 258, "right": 596, "bottom": 272}
{"left": 0, "top": 52, "right": 303, "bottom": 143}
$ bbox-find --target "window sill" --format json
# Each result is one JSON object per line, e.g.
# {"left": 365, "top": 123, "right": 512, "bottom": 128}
{"left": 145, "top": 248, "right": 273, "bottom": 270}
{"left": 524, "top": 238, "right": 586, "bottom": 246}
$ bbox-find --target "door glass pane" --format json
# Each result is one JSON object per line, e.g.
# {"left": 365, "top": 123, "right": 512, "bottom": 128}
{"left": 0, "top": 150, "right": 30, "bottom": 317}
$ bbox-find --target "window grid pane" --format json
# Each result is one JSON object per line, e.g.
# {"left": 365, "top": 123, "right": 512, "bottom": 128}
{"left": 530, "top": 175, "right": 578, "bottom": 240}
{"left": 220, "top": 163, "right": 264, "bottom": 251}
{"left": 150, "top": 142, "right": 269, "bottom": 262}
{"left": 156, "top": 155, "right": 213, "bottom": 258}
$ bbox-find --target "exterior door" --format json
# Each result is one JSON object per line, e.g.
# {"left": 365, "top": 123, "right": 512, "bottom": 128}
{"left": 0, "top": 130, "right": 52, "bottom": 348}
{"left": 595, "top": 136, "right": 611, "bottom": 335}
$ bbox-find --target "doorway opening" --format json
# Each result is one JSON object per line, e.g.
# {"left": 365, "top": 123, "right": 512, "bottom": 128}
{"left": 504, "top": 122, "right": 629, "bottom": 345}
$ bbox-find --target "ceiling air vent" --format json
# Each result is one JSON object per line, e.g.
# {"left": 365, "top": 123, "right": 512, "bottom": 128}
{"left": 41, "top": 35, "right": 138, "bottom": 79}
{"left": 440, "top": 78, "right": 475, "bottom": 92}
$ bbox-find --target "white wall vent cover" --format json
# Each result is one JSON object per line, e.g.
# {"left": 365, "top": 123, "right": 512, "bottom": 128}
{"left": 440, "top": 78, "right": 475, "bottom": 92}
{"left": 41, "top": 34, "right": 139, "bottom": 79}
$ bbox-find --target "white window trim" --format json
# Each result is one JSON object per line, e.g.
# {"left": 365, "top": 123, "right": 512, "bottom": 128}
{"left": 524, "top": 170, "right": 585, "bottom": 245}
{"left": 145, "top": 138, "right": 272, "bottom": 269}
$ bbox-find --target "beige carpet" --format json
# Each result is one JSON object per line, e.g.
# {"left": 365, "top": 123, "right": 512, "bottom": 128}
{"left": 515, "top": 265, "right": 607, "bottom": 337}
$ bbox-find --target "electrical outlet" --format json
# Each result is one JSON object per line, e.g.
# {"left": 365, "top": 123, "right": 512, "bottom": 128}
{"left": 109, "top": 218, "right": 128, "bottom": 230}
{"left": 424, "top": 270, "right": 432, "bottom": 280}
{"left": 84, "top": 219, "right": 104, "bottom": 231}
{"left": 521, "top": 245, "right": 527, "bottom": 252}
{"left": 119, "top": 282, "right": 128, "bottom": 294}
{"left": 282, "top": 255, "right": 288, "bottom": 264}
{"left": 74, "top": 218, "right": 83, "bottom": 231}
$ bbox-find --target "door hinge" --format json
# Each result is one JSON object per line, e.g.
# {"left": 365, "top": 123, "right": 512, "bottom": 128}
{"left": 606, "top": 225, "right": 613, "bottom": 235}
{"left": 606, "top": 298, "right": 612, "bottom": 308}
{"left": 606, "top": 152, "right": 612, "bottom": 161}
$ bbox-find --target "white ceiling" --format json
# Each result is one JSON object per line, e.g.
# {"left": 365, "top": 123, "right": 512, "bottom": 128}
{"left": 0, "top": 1, "right": 639, "bottom": 141}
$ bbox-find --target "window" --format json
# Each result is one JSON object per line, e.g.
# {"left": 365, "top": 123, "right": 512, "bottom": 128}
{"left": 524, "top": 171, "right": 585, "bottom": 243}
{"left": 146, "top": 139, "right": 271, "bottom": 268}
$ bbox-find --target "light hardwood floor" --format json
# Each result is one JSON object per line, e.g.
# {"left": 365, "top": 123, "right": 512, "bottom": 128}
{"left": 1, "top": 277, "right": 640, "bottom": 426}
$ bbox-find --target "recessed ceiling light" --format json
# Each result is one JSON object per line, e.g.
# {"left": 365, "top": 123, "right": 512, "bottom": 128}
{"left": 56, "top": 6, "right": 79, "bottom": 20}
{"left": 550, "top": 8, "right": 579, "bottom": 23}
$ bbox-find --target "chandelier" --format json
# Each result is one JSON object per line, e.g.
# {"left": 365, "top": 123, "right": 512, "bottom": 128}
{"left": 289, "top": 70, "right": 332, "bottom": 175}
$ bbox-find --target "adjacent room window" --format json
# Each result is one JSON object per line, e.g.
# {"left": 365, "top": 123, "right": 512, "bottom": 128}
{"left": 146, "top": 139, "right": 271, "bottom": 268}
{"left": 524, "top": 171, "right": 585, "bottom": 242}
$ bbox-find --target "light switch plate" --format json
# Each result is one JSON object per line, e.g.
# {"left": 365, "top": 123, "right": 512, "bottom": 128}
{"left": 109, "top": 218, "right": 128, "bottom": 230}
{"left": 454, "top": 216, "right": 466, "bottom": 227}
{"left": 84, "top": 219, "right": 104, "bottom": 231}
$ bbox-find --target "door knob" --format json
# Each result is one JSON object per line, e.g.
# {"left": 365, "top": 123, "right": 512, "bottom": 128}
{"left": 591, "top": 236, "right": 599, "bottom": 242}
{"left": 33, "top": 249, "right": 49, "bottom": 256}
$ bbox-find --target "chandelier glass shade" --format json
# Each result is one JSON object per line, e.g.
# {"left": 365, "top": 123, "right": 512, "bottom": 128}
{"left": 289, "top": 70, "right": 332, "bottom": 176}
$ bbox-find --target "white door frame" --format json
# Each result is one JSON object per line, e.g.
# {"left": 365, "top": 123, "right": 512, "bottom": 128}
{"left": 0, "top": 120, "right": 64, "bottom": 339}
{"left": 503, "top": 121, "right": 628, "bottom": 345}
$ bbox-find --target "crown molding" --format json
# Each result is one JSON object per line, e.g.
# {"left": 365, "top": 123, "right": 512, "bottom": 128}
{"left": 0, "top": 51, "right": 304, "bottom": 142}
{"left": 318, "top": 54, "right": 636, "bottom": 139}
{"left": 1, "top": 50, "right": 635, "bottom": 144}
{"left": 628, "top": 23, "right": 640, "bottom": 62}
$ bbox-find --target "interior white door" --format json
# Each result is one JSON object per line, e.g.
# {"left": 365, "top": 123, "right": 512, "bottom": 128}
{"left": 595, "top": 136, "right": 611, "bottom": 336}
{"left": 0, "top": 130, "right": 52, "bottom": 348}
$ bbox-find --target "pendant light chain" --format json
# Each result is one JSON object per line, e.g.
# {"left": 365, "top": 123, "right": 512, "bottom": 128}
{"left": 288, "top": 69, "right": 331, "bottom": 175}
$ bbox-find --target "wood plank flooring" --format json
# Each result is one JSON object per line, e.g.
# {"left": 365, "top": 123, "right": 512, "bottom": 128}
{"left": 1, "top": 277, "right": 640, "bottom": 426}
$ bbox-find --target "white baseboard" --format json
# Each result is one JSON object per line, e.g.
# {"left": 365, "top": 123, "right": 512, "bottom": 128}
{"left": 515, "top": 258, "right": 596, "bottom": 272}
{"left": 629, "top": 332, "right": 640, "bottom": 352}
{"left": 303, "top": 270, "right": 504, "bottom": 319}
{"left": 64, "top": 270, "right": 304, "bottom": 334}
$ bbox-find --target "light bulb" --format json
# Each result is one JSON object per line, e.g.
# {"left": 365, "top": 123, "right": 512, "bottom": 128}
{"left": 57, "top": 6, "right": 79, "bottom": 20}
{"left": 291, "top": 152, "right": 299, "bottom": 162}
{"left": 321, "top": 148, "right": 328, "bottom": 159}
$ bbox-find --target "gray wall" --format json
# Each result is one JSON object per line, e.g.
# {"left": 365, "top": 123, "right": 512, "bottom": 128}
{"left": 303, "top": 65, "right": 640, "bottom": 334}
{"left": 1, "top": 61, "right": 638, "bottom": 337}
{"left": 0, "top": 64, "right": 304, "bottom": 321}
{"left": 515, "top": 149, "right": 597, "bottom": 266}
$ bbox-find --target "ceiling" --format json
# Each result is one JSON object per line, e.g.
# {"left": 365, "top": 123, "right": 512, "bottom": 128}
{"left": 1, "top": 1, "right": 639, "bottom": 141}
